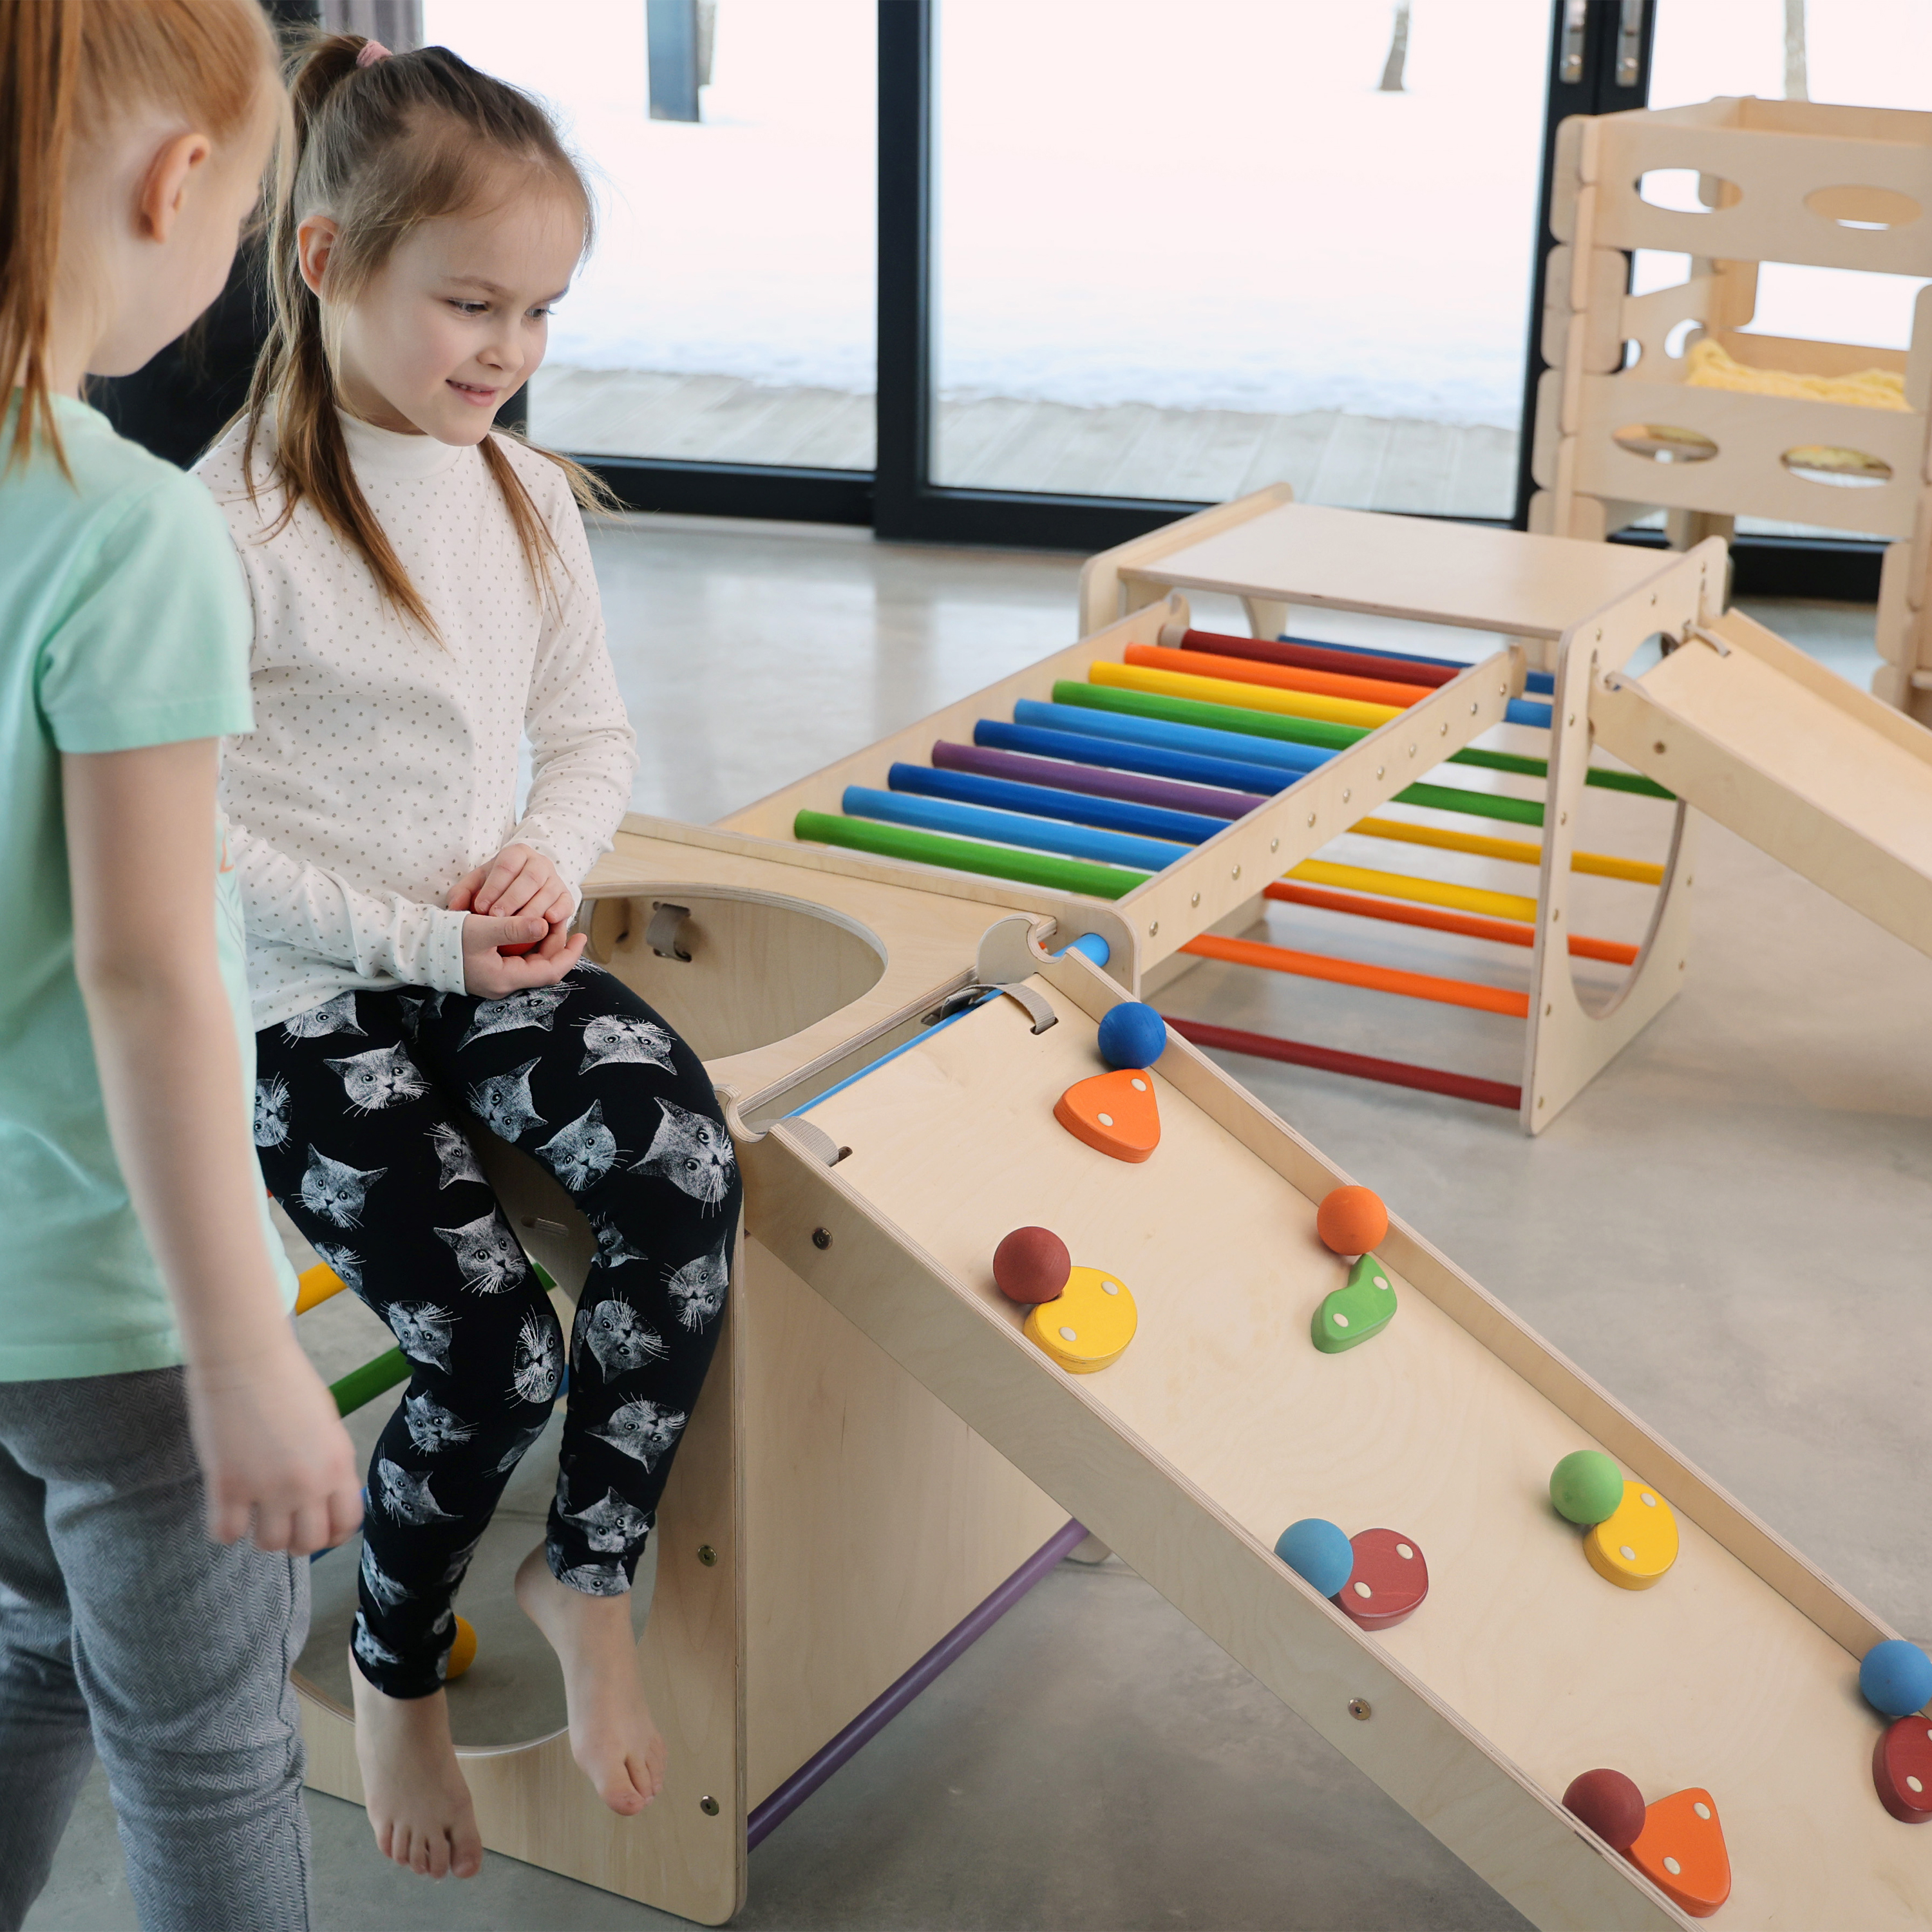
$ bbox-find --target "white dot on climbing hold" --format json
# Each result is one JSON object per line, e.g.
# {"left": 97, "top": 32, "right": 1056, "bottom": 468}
{"left": 1058, "top": 1326, "right": 1077, "bottom": 1341}
{"left": 1131, "top": 1077, "right": 1147, "bottom": 1092}
{"left": 1352, "top": 1580, "right": 1372, "bottom": 1598}
{"left": 1097, "top": 1112, "right": 1113, "bottom": 1127}
{"left": 1373, "top": 1275, "right": 1388, "bottom": 1291}
{"left": 1396, "top": 1543, "right": 1413, "bottom": 1560}
{"left": 1641, "top": 1492, "right": 1658, "bottom": 1508}
{"left": 1664, "top": 1857, "right": 1681, "bottom": 1877}
{"left": 1694, "top": 1801, "right": 1710, "bottom": 1819}
{"left": 1620, "top": 1545, "right": 1636, "bottom": 1561}
{"left": 1911, "top": 1777, "right": 1926, "bottom": 1795}
{"left": 1102, "top": 1280, "right": 1121, "bottom": 1295}
{"left": 1333, "top": 1312, "right": 1350, "bottom": 1328}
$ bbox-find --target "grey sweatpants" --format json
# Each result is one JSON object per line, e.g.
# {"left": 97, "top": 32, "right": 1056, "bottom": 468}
{"left": 0, "top": 1367, "right": 313, "bottom": 1932}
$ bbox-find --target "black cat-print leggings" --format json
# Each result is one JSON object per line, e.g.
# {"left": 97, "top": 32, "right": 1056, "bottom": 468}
{"left": 253, "top": 963, "right": 739, "bottom": 1700}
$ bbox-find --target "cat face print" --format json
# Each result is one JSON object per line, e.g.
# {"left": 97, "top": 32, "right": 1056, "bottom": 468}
{"left": 253, "top": 1075, "right": 290, "bottom": 1149}
{"left": 588, "top": 1212, "right": 650, "bottom": 1270}
{"left": 534, "top": 1100, "right": 620, "bottom": 1194}
{"left": 510, "top": 1308, "right": 563, "bottom": 1407}
{"left": 665, "top": 1243, "right": 729, "bottom": 1333}
{"left": 590, "top": 1397, "right": 686, "bottom": 1471}
{"left": 466, "top": 1058, "right": 545, "bottom": 1143}
{"left": 490, "top": 1416, "right": 548, "bottom": 1477}
{"left": 311, "top": 1244, "right": 363, "bottom": 1297}
{"left": 282, "top": 990, "right": 363, "bottom": 1042}
{"left": 634, "top": 1100, "right": 735, "bottom": 1211}
{"left": 360, "top": 1542, "right": 415, "bottom": 1613}
{"left": 434, "top": 1210, "right": 527, "bottom": 1295}
{"left": 459, "top": 983, "right": 577, "bottom": 1050}
{"left": 428, "top": 1121, "right": 486, "bottom": 1191}
{"left": 578, "top": 1012, "right": 676, "bottom": 1076}
{"left": 351, "top": 1612, "right": 402, "bottom": 1672}
{"left": 572, "top": 1297, "right": 667, "bottom": 1380}
{"left": 404, "top": 1390, "right": 477, "bottom": 1456}
{"left": 298, "top": 1146, "right": 387, "bottom": 1230}
{"left": 325, "top": 1041, "right": 429, "bottom": 1116}
{"left": 546, "top": 1535, "right": 630, "bottom": 1597}
{"left": 387, "top": 1301, "right": 457, "bottom": 1375}
{"left": 395, "top": 994, "right": 426, "bottom": 1042}
{"left": 439, "top": 1533, "right": 484, "bottom": 1587}
{"left": 375, "top": 1455, "right": 457, "bottom": 1526}
{"left": 558, "top": 1482, "right": 652, "bottom": 1556}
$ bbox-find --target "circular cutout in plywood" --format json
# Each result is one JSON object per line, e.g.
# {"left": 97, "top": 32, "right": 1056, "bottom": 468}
{"left": 1636, "top": 168, "right": 1738, "bottom": 213}
{"left": 1781, "top": 444, "right": 1893, "bottom": 488}
{"left": 1663, "top": 318, "right": 1700, "bottom": 362}
{"left": 1804, "top": 184, "right": 1921, "bottom": 231}
{"left": 1613, "top": 422, "right": 1718, "bottom": 465}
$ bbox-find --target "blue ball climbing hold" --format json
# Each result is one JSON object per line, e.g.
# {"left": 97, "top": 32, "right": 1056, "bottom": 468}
{"left": 1861, "top": 1639, "right": 1932, "bottom": 1719}
{"left": 1097, "top": 1001, "right": 1167, "bottom": 1071}
{"left": 1274, "top": 1517, "right": 1354, "bottom": 1600}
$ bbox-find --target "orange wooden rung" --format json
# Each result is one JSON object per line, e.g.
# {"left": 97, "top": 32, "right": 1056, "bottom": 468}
{"left": 1265, "top": 882, "right": 1640, "bottom": 967}
{"left": 1182, "top": 931, "right": 1531, "bottom": 1018}
{"left": 1122, "top": 643, "right": 1425, "bottom": 711}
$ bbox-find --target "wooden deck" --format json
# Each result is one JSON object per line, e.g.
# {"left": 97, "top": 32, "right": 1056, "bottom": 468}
{"left": 529, "top": 366, "right": 1520, "bottom": 518}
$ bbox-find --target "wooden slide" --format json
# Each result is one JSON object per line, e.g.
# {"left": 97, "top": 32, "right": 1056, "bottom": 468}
{"left": 1593, "top": 607, "right": 1932, "bottom": 958}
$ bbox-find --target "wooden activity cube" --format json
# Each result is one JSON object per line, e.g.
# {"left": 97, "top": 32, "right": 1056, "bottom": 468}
{"left": 1528, "top": 97, "right": 1932, "bottom": 720}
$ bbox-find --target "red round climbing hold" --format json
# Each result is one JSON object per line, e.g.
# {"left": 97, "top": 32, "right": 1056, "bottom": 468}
{"left": 1563, "top": 1768, "right": 1646, "bottom": 1852}
{"left": 1316, "top": 1186, "right": 1388, "bottom": 1256}
{"left": 992, "top": 1227, "right": 1072, "bottom": 1304}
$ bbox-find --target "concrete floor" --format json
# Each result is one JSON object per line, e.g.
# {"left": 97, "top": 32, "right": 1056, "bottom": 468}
{"left": 24, "top": 519, "right": 1929, "bottom": 1931}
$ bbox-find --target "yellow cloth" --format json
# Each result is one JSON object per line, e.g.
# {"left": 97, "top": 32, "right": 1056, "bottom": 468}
{"left": 1681, "top": 336, "right": 1906, "bottom": 410}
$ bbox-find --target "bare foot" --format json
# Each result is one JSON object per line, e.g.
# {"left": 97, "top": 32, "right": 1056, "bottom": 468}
{"left": 348, "top": 1652, "right": 483, "bottom": 1879}
{"left": 515, "top": 1543, "right": 665, "bottom": 1814}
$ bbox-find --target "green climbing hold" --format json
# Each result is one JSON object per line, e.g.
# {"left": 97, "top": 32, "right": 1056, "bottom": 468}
{"left": 1312, "top": 1253, "right": 1398, "bottom": 1354}
{"left": 1549, "top": 1449, "right": 1625, "bottom": 1526}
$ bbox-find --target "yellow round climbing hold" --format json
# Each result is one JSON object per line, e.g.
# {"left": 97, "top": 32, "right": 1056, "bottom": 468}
{"left": 1023, "top": 1267, "right": 1137, "bottom": 1372}
{"left": 1584, "top": 1481, "right": 1679, "bottom": 1590}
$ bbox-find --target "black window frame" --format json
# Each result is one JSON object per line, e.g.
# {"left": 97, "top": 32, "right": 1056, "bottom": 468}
{"left": 568, "top": 0, "right": 1879, "bottom": 599}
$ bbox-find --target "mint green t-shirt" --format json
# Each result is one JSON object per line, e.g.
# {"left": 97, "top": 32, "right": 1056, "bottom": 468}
{"left": 0, "top": 394, "right": 296, "bottom": 1381}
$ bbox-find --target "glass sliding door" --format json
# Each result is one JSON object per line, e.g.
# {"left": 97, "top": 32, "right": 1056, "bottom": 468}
{"left": 929, "top": 0, "right": 1552, "bottom": 517}
{"left": 420, "top": 0, "right": 876, "bottom": 475}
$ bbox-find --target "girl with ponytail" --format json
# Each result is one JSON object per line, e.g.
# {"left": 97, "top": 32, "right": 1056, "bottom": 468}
{"left": 197, "top": 33, "right": 737, "bottom": 1886}
{"left": 0, "top": 5, "right": 360, "bottom": 1929}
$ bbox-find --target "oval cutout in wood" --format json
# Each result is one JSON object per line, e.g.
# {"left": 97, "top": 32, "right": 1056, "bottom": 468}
{"left": 1636, "top": 168, "right": 1738, "bottom": 213}
{"left": 1663, "top": 319, "right": 1699, "bottom": 361}
{"left": 1781, "top": 444, "right": 1894, "bottom": 488}
{"left": 1804, "top": 184, "right": 1921, "bottom": 231}
{"left": 1613, "top": 423, "right": 1718, "bottom": 464}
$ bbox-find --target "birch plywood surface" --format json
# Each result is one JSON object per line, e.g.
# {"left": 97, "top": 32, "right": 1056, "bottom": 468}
{"left": 1122, "top": 502, "right": 1670, "bottom": 639}
{"left": 794, "top": 989, "right": 1931, "bottom": 1930}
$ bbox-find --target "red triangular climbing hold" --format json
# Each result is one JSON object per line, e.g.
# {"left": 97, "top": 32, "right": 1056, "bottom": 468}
{"left": 1054, "top": 1068, "right": 1160, "bottom": 1163}
{"left": 1626, "top": 1788, "right": 1730, "bottom": 1918}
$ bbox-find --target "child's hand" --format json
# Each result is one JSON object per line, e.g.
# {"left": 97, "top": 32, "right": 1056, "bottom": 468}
{"left": 449, "top": 844, "right": 573, "bottom": 927}
{"left": 187, "top": 1330, "right": 363, "bottom": 1555}
{"left": 461, "top": 910, "right": 586, "bottom": 996}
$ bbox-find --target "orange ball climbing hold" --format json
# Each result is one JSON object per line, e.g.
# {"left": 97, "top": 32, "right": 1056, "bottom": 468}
{"left": 445, "top": 1613, "right": 478, "bottom": 1681}
{"left": 1316, "top": 1185, "right": 1387, "bottom": 1256}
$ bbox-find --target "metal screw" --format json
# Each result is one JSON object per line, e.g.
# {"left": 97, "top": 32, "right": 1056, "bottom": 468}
{"left": 1269, "top": 837, "right": 1279, "bottom": 853}
{"left": 1375, "top": 765, "right": 1385, "bottom": 779}
{"left": 697, "top": 1545, "right": 717, "bottom": 1567}
{"left": 1595, "top": 628, "right": 1603, "bottom": 641}
{"left": 1439, "top": 721, "right": 1448, "bottom": 735}
{"left": 811, "top": 1227, "right": 832, "bottom": 1250}
{"left": 1407, "top": 743, "right": 1417, "bottom": 757}
{"left": 1559, "top": 811, "right": 1567, "bottom": 825}
{"left": 1231, "top": 864, "right": 1242, "bottom": 880}
{"left": 1341, "top": 788, "right": 1351, "bottom": 802}
{"left": 1190, "top": 891, "right": 1200, "bottom": 908}
{"left": 1468, "top": 702, "right": 1477, "bottom": 715}
{"left": 1148, "top": 920, "right": 1159, "bottom": 937}
{"left": 1306, "top": 812, "right": 1316, "bottom": 827}
{"left": 1545, "top": 1003, "right": 1553, "bottom": 1015}
{"left": 1653, "top": 740, "right": 1666, "bottom": 753}
{"left": 700, "top": 1795, "right": 720, "bottom": 1816}
{"left": 1349, "top": 1698, "right": 1372, "bottom": 1721}
{"left": 1538, "top": 1095, "right": 1546, "bottom": 1109}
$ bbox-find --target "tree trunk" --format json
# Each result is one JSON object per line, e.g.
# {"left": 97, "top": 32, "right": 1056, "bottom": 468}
{"left": 1783, "top": 0, "right": 1808, "bottom": 100}
{"left": 1378, "top": 2, "right": 1412, "bottom": 92}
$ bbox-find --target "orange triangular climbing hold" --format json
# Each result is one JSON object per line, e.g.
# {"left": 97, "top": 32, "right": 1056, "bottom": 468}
{"left": 1627, "top": 1788, "right": 1730, "bottom": 1918}
{"left": 1054, "top": 1068, "right": 1160, "bottom": 1162}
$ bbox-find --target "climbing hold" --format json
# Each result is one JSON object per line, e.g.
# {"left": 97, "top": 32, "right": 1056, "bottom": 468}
{"left": 1274, "top": 1517, "right": 1354, "bottom": 1599}
{"left": 1312, "top": 1253, "right": 1397, "bottom": 1354}
{"left": 1861, "top": 1640, "right": 1932, "bottom": 1719}
{"left": 1021, "top": 1266, "right": 1137, "bottom": 1372}
{"left": 1316, "top": 1185, "right": 1388, "bottom": 1256}
{"left": 1054, "top": 1068, "right": 1160, "bottom": 1162}
{"left": 1627, "top": 1788, "right": 1730, "bottom": 1918}
{"left": 1336, "top": 1528, "right": 1428, "bottom": 1630}
{"left": 992, "top": 1226, "right": 1072, "bottom": 1304}
{"left": 1873, "top": 1714, "right": 1932, "bottom": 1823}
{"left": 1562, "top": 1768, "right": 1646, "bottom": 1852}
{"left": 1096, "top": 1001, "right": 1168, "bottom": 1071}
{"left": 1549, "top": 1450, "right": 1624, "bottom": 1527}
{"left": 1584, "top": 1481, "right": 1679, "bottom": 1590}
{"left": 445, "top": 1613, "right": 478, "bottom": 1681}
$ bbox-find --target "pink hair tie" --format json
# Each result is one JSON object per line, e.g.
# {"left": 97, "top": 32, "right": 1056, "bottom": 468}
{"left": 355, "top": 39, "right": 392, "bottom": 68}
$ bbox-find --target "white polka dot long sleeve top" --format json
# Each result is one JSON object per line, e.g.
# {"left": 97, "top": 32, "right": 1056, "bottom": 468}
{"left": 197, "top": 415, "right": 637, "bottom": 1030}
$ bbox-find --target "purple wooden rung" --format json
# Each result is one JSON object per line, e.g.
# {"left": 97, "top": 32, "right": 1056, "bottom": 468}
{"left": 933, "top": 741, "right": 1264, "bottom": 821}
{"left": 745, "top": 1517, "right": 1090, "bottom": 1850}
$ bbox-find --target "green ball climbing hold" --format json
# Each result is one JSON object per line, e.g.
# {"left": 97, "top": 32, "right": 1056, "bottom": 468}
{"left": 1549, "top": 1450, "right": 1624, "bottom": 1526}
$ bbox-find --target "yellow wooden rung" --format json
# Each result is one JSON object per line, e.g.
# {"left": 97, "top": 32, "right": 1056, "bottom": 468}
{"left": 1349, "top": 815, "right": 1665, "bottom": 886}
{"left": 1287, "top": 858, "right": 1540, "bottom": 924}
{"left": 296, "top": 1262, "right": 350, "bottom": 1316}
